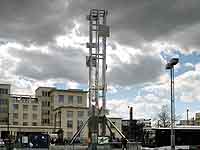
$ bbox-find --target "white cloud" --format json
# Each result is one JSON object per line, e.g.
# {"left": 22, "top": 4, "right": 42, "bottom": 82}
{"left": 107, "top": 85, "right": 118, "bottom": 94}
{"left": 195, "top": 63, "right": 200, "bottom": 71}
{"left": 107, "top": 95, "right": 168, "bottom": 119}
{"left": 67, "top": 80, "right": 79, "bottom": 89}
{"left": 185, "top": 62, "right": 194, "bottom": 68}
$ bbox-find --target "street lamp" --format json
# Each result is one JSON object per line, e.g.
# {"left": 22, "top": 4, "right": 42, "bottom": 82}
{"left": 187, "top": 107, "right": 189, "bottom": 125}
{"left": 166, "top": 58, "right": 179, "bottom": 150}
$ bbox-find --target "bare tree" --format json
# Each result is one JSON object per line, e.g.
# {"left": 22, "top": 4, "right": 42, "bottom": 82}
{"left": 157, "top": 105, "right": 170, "bottom": 127}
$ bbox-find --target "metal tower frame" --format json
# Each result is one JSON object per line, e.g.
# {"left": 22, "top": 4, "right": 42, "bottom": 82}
{"left": 86, "top": 8, "right": 109, "bottom": 136}
{"left": 70, "top": 9, "right": 127, "bottom": 149}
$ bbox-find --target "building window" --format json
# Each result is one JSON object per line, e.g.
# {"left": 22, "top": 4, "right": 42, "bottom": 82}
{"left": 32, "top": 122, "right": 37, "bottom": 126}
{"left": 42, "top": 91, "right": 49, "bottom": 97}
{"left": 48, "top": 101, "right": 50, "bottom": 106}
{"left": 68, "top": 96, "right": 73, "bottom": 104}
{"left": 77, "top": 111, "right": 84, "bottom": 118}
{"left": 32, "top": 105, "right": 38, "bottom": 111}
{"left": 67, "top": 111, "right": 73, "bottom": 118}
{"left": 77, "top": 120, "right": 83, "bottom": 129}
{"left": 0, "top": 99, "right": 7, "bottom": 104}
{"left": 0, "top": 118, "right": 8, "bottom": 123}
{"left": 23, "top": 122, "right": 28, "bottom": 126}
{"left": 23, "top": 105, "right": 28, "bottom": 111}
{"left": 58, "top": 95, "right": 64, "bottom": 104}
{"left": 42, "top": 101, "right": 45, "bottom": 106}
{"left": 0, "top": 88, "right": 8, "bottom": 94}
{"left": 42, "top": 110, "right": 49, "bottom": 115}
{"left": 42, "top": 119, "right": 50, "bottom": 124}
{"left": 77, "top": 96, "right": 82, "bottom": 104}
{"left": 13, "top": 122, "right": 18, "bottom": 125}
{"left": 0, "top": 107, "right": 7, "bottom": 113}
{"left": 67, "top": 120, "right": 73, "bottom": 128}
{"left": 32, "top": 114, "right": 37, "bottom": 120}
{"left": 13, "top": 104, "right": 18, "bottom": 110}
{"left": 13, "top": 113, "right": 18, "bottom": 119}
{"left": 23, "top": 113, "right": 28, "bottom": 120}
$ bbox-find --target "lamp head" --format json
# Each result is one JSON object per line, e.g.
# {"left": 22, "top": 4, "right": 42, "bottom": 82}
{"left": 169, "top": 58, "right": 179, "bottom": 66}
{"left": 166, "top": 63, "right": 172, "bottom": 69}
{"left": 166, "top": 58, "right": 179, "bottom": 69}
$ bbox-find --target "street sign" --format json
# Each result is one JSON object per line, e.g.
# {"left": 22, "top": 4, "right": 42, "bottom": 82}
{"left": 98, "top": 136, "right": 109, "bottom": 144}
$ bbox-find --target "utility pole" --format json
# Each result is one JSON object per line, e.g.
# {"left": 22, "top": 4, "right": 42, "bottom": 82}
{"left": 166, "top": 58, "right": 179, "bottom": 150}
{"left": 128, "top": 106, "right": 134, "bottom": 141}
{"left": 187, "top": 108, "right": 189, "bottom": 125}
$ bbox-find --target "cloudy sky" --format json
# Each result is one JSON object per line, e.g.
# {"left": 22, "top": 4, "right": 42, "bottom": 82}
{"left": 0, "top": 0, "right": 200, "bottom": 120}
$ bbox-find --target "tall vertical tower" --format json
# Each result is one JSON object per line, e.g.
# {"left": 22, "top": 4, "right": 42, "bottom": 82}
{"left": 86, "top": 9, "right": 110, "bottom": 148}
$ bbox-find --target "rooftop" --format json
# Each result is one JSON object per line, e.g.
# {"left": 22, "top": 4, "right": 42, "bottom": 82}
{"left": 51, "top": 88, "right": 88, "bottom": 93}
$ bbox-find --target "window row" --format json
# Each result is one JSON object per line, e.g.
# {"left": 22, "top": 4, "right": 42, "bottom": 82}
{"left": 0, "top": 88, "right": 8, "bottom": 94}
{"left": 42, "top": 91, "right": 50, "bottom": 97}
{"left": 13, "top": 113, "right": 37, "bottom": 120}
{"left": 66, "top": 120, "right": 83, "bottom": 129}
{"left": 0, "top": 118, "right": 8, "bottom": 123}
{"left": 66, "top": 111, "right": 84, "bottom": 118}
{"left": 58, "top": 95, "right": 83, "bottom": 104}
{"left": 13, "top": 122, "right": 37, "bottom": 126}
{"left": 0, "top": 107, "right": 7, "bottom": 113}
{"left": 42, "top": 110, "right": 50, "bottom": 116}
{"left": 42, "top": 101, "right": 50, "bottom": 107}
{"left": 42, "top": 119, "right": 50, "bottom": 124}
{"left": 0, "top": 99, "right": 7, "bottom": 105}
{"left": 13, "top": 104, "right": 38, "bottom": 111}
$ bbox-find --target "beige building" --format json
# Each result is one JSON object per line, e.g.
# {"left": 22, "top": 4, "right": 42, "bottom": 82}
{"left": 49, "top": 88, "right": 88, "bottom": 139}
{"left": 35, "top": 87, "right": 55, "bottom": 126}
{"left": 0, "top": 85, "right": 56, "bottom": 139}
{"left": 9, "top": 94, "right": 41, "bottom": 127}
{"left": 0, "top": 84, "right": 10, "bottom": 125}
{"left": 195, "top": 113, "right": 200, "bottom": 125}
{"left": 0, "top": 84, "right": 123, "bottom": 141}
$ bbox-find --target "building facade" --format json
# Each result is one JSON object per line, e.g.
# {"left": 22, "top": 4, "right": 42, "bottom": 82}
{"left": 49, "top": 88, "right": 88, "bottom": 140}
{"left": 0, "top": 84, "right": 10, "bottom": 125}
{"left": 195, "top": 113, "right": 200, "bottom": 125}
{"left": 122, "top": 119, "right": 150, "bottom": 142}
{"left": 35, "top": 87, "right": 55, "bottom": 126}
{"left": 0, "top": 84, "right": 123, "bottom": 142}
{"left": 9, "top": 94, "right": 41, "bottom": 127}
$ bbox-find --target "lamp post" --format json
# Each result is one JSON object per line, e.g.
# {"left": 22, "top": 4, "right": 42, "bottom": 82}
{"left": 166, "top": 58, "right": 179, "bottom": 150}
{"left": 187, "top": 108, "right": 189, "bottom": 125}
{"left": 128, "top": 106, "right": 133, "bottom": 141}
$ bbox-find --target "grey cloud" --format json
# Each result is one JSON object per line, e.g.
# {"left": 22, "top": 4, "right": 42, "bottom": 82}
{"left": 1, "top": 0, "right": 199, "bottom": 87}
{"left": 166, "top": 23, "right": 200, "bottom": 50}
{"left": 6, "top": 44, "right": 164, "bottom": 86}
{"left": 108, "top": 53, "right": 164, "bottom": 86}
{"left": 7, "top": 46, "right": 88, "bottom": 83}
{"left": 0, "top": 0, "right": 74, "bottom": 45}
{"left": 68, "top": 0, "right": 200, "bottom": 49}
{"left": 1, "top": 0, "right": 200, "bottom": 50}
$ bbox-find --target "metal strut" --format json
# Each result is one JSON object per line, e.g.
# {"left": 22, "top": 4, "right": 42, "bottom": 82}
{"left": 86, "top": 9, "right": 110, "bottom": 146}
{"left": 70, "top": 9, "right": 127, "bottom": 148}
{"left": 70, "top": 118, "right": 89, "bottom": 144}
